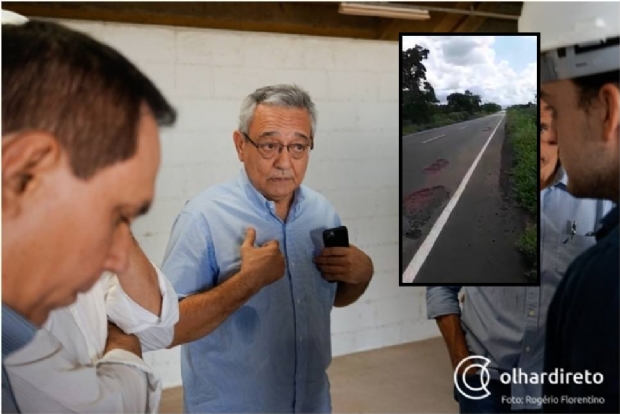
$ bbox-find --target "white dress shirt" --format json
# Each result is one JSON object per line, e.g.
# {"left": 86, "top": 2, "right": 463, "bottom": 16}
{"left": 3, "top": 265, "right": 178, "bottom": 413}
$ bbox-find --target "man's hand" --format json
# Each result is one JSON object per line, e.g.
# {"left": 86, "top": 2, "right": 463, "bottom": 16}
{"left": 240, "top": 227, "right": 286, "bottom": 292}
{"left": 104, "top": 322, "right": 142, "bottom": 358}
{"left": 453, "top": 353, "right": 480, "bottom": 376}
{"left": 313, "top": 245, "right": 373, "bottom": 285}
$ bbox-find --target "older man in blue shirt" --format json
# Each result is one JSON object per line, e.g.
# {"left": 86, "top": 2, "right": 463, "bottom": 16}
{"left": 162, "top": 84, "right": 374, "bottom": 413}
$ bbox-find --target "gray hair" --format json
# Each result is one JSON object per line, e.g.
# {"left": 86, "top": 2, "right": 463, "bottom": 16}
{"left": 238, "top": 84, "right": 317, "bottom": 136}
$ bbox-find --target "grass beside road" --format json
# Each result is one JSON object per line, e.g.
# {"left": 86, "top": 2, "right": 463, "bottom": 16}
{"left": 402, "top": 111, "right": 490, "bottom": 135}
{"left": 505, "top": 107, "right": 537, "bottom": 277}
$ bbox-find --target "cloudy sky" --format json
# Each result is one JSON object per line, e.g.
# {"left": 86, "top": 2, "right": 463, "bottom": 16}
{"left": 402, "top": 36, "right": 537, "bottom": 107}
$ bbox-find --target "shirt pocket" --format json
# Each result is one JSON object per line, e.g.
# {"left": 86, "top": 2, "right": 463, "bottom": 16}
{"left": 555, "top": 234, "right": 595, "bottom": 275}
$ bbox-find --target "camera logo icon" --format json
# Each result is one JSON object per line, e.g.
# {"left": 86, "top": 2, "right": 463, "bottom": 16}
{"left": 454, "top": 356, "right": 492, "bottom": 400}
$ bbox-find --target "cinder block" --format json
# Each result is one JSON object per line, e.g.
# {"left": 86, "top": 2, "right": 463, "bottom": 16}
{"left": 378, "top": 72, "right": 398, "bottom": 102}
{"left": 313, "top": 102, "right": 359, "bottom": 132}
{"left": 174, "top": 98, "right": 240, "bottom": 132}
{"left": 176, "top": 29, "right": 244, "bottom": 67}
{"left": 354, "top": 216, "right": 399, "bottom": 246}
{"left": 57, "top": 19, "right": 105, "bottom": 41}
{"left": 323, "top": 131, "right": 370, "bottom": 161}
{"left": 375, "top": 187, "right": 399, "bottom": 217}
{"left": 243, "top": 34, "right": 306, "bottom": 69}
{"left": 327, "top": 71, "right": 380, "bottom": 102}
{"left": 212, "top": 68, "right": 274, "bottom": 99}
{"left": 138, "top": 63, "right": 176, "bottom": 104}
{"left": 271, "top": 69, "right": 329, "bottom": 101}
{"left": 357, "top": 101, "right": 399, "bottom": 131}
{"left": 132, "top": 198, "right": 187, "bottom": 239}
{"left": 156, "top": 166, "right": 187, "bottom": 200}
{"left": 324, "top": 188, "right": 377, "bottom": 221}
{"left": 362, "top": 244, "right": 399, "bottom": 274}
{"left": 100, "top": 22, "right": 176, "bottom": 64}
{"left": 300, "top": 37, "right": 337, "bottom": 70}
{"left": 175, "top": 64, "right": 214, "bottom": 98}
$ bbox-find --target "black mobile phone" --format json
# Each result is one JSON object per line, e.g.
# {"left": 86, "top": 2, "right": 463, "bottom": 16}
{"left": 323, "top": 226, "right": 349, "bottom": 248}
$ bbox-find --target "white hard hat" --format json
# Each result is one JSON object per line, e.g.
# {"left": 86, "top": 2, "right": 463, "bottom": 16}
{"left": 1, "top": 9, "right": 28, "bottom": 25}
{"left": 519, "top": 1, "right": 620, "bottom": 83}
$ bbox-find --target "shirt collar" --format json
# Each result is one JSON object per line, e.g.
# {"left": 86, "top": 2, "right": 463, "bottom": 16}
{"left": 596, "top": 205, "right": 619, "bottom": 241}
{"left": 552, "top": 167, "right": 568, "bottom": 188}
{"left": 238, "top": 168, "right": 305, "bottom": 221}
{"left": 2, "top": 303, "right": 38, "bottom": 358}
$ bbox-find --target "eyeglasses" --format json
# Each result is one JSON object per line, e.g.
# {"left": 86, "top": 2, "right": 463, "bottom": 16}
{"left": 242, "top": 132, "right": 313, "bottom": 160}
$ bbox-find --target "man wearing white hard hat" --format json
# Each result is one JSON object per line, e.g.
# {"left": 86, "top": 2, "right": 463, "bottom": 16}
{"left": 520, "top": 2, "right": 619, "bottom": 413}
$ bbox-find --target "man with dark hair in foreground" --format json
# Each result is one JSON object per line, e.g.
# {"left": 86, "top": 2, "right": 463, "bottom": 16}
{"left": 2, "top": 17, "right": 176, "bottom": 412}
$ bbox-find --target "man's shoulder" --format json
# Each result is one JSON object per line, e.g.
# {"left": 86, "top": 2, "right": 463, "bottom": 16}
{"left": 560, "top": 226, "right": 619, "bottom": 301}
{"left": 182, "top": 178, "right": 241, "bottom": 215}
{"left": 300, "top": 185, "right": 336, "bottom": 211}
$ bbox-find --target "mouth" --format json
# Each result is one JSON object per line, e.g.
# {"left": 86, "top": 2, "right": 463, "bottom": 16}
{"left": 268, "top": 177, "right": 293, "bottom": 182}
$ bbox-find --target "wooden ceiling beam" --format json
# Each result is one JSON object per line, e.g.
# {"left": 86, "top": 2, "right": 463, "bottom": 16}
{"left": 3, "top": 2, "right": 384, "bottom": 40}
{"left": 432, "top": 2, "right": 474, "bottom": 32}
{"left": 3, "top": 1, "right": 519, "bottom": 40}
{"left": 454, "top": 2, "right": 499, "bottom": 33}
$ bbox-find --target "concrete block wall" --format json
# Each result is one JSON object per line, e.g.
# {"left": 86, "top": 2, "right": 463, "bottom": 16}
{"left": 52, "top": 18, "right": 440, "bottom": 388}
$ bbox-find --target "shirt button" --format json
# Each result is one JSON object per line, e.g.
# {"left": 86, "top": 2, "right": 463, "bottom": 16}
{"left": 297, "top": 298, "right": 301, "bottom": 305}
{"left": 299, "top": 336, "right": 303, "bottom": 342}
{"left": 525, "top": 346, "right": 531, "bottom": 353}
{"left": 528, "top": 310, "right": 535, "bottom": 317}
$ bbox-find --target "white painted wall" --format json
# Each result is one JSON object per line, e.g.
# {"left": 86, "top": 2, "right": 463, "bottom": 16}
{"left": 52, "top": 18, "right": 440, "bottom": 388}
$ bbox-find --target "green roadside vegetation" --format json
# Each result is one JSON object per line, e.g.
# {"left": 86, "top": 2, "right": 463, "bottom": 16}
{"left": 505, "top": 105, "right": 537, "bottom": 278}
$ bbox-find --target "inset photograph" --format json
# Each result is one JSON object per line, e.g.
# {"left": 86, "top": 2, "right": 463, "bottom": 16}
{"left": 400, "top": 34, "right": 538, "bottom": 285}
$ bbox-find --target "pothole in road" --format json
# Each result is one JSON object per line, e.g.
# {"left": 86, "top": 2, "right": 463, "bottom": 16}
{"left": 402, "top": 186, "right": 450, "bottom": 240}
{"left": 422, "top": 158, "right": 449, "bottom": 175}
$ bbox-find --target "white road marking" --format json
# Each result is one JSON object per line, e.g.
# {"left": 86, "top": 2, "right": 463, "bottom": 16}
{"left": 422, "top": 134, "right": 446, "bottom": 144}
{"left": 460, "top": 126, "right": 467, "bottom": 129}
{"left": 402, "top": 114, "right": 506, "bottom": 283}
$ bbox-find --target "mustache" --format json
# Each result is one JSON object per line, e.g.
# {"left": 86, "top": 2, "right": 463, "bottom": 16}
{"left": 268, "top": 170, "right": 294, "bottom": 180}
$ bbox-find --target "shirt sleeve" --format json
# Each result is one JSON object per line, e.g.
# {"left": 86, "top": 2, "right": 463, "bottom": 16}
{"left": 4, "top": 329, "right": 161, "bottom": 413}
{"left": 426, "top": 286, "right": 462, "bottom": 319}
{"left": 105, "top": 266, "right": 180, "bottom": 352}
{"left": 162, "top": 210, "right": 219, "bottom": 299}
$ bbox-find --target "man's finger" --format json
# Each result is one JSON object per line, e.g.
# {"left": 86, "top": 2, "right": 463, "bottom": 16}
{"left": 263, "top": 239, "right": 280, "bottom": 249}
{"left": 314, "top": 256, "right": 348, "bottom": 266}
{"left": 316, "top": 264, "right": 347, "bottom": 274}
{"left": 242, "top": 227, "right": 256, "bottom": 247}
{"left": 321, "top": 247, "right": 350, "bottom": 257}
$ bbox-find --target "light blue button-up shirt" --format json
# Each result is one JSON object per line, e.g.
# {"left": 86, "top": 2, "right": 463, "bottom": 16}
{"left": 426, "top": 169, "right": 615, "bottom": 410}
{"left": 162, "top": 168, "right": 341, "bottom": 413}
{"left": 2, "top": 304, "right": 38, "bottom": 413}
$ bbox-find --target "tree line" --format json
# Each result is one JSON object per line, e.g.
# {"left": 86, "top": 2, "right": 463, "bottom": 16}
{"left": 402, "top": 45, "right": 503, "bottom": 126}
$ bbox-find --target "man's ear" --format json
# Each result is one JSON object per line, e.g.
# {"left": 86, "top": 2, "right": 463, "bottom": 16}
{"left": 600, "top": 83, "right": 620, "bottom": 145}
{"left": 233, "top": 130, "right": 245, "bottom": 162}
{"left": 2, "top": 131, "right": 62, "bottom": 218}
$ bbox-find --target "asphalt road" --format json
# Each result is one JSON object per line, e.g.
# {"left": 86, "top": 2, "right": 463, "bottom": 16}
{"left": 401, "top": 113, "right": 530, "bottom": 284}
